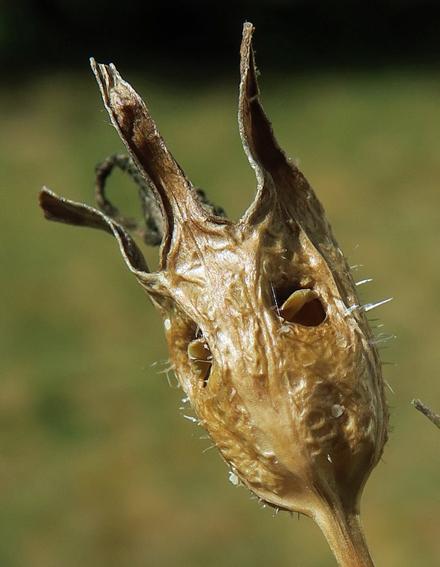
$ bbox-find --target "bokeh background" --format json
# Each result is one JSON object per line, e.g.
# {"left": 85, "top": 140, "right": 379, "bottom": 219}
{"left": 1, "top": 1, "right": 439, "bottom": 565}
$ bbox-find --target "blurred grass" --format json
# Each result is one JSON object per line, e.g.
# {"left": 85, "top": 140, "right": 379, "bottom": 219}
{"left": 1, "top": 67, "right": 439, "bottom": 566}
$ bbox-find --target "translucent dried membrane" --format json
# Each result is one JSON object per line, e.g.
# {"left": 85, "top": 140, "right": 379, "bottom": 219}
{"left": 39, "top": 22, "right": 391, "bottom": 567}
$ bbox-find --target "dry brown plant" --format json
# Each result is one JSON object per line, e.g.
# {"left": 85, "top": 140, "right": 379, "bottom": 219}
{"left": 39, "top": 22, "right": 390, "bottom": 567}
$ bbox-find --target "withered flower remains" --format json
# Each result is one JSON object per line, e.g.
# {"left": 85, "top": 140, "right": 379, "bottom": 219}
{"left": 39, "top": 23, "right": 389, "bottom": 567}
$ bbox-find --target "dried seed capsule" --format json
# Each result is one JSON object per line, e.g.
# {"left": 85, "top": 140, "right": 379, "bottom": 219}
{"left": 39, "top": 22, "right": 389, "bottom": 567}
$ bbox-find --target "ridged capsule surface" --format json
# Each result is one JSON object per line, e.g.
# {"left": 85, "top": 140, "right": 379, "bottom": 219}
{"left": 39, "top": 23, "right": 389, "bottom": 567}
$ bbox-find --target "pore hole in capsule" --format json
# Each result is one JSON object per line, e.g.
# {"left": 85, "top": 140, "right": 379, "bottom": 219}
{"left": 188, "top": 334, "right": 212, "bottom": 387}
{"left": 274, "top": 283, "right": 326, "bottom": 327}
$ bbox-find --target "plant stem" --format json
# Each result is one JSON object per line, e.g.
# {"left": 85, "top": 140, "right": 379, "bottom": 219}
{"left": 315, "top": 506, "right": 375, "bottom": 567}
{"left": 412, "top": 398, "right": 440, "bottom": 430}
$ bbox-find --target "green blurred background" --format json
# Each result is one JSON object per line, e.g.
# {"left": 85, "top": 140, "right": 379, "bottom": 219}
{"left": 1, "top": 1, "right": 439, "bottom": 566}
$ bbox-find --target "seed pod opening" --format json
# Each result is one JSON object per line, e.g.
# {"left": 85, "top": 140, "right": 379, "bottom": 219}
{"left": 275, "top": 285, "right": 327, "bottom": 326}
{"left": 188, "top": 336, "right": 213, "bottom": 387}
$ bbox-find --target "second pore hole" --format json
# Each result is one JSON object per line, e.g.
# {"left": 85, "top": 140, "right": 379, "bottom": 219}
{"left": 188, "top": 337, "right": 212, "bottom": 387}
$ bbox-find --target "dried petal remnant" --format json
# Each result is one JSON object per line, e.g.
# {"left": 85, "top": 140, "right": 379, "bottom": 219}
{"left": 39, "top": 22, "right": 389, "bottom": 567}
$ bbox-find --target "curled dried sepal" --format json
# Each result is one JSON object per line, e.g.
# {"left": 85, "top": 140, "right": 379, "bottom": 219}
{"left": 90, "top": 59, "right": 228, "bottom": 268}
{"left": 238, "top": 24, "right": 362, "bottom": 318}
{"left": 39, "top": 187, "right": 157, "bottom": 291}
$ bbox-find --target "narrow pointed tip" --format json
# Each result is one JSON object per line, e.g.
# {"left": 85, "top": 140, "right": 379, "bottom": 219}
{"left": 355, "top": 278, "right": 373, "bottom": 287}
{"left": 40, "top": 185, "right": 50, "bottom": 198}
{"left": 39, "top": 186, "right": 49, "bottom": 215}
{"left": 89, "top": 57, "right": 105, "bottom": 87}
{"left": 242, "top": 21, "right": 255, "bottom": 35}
{"left": 90, "top": 58, "right": 118, "bottom": 107}
{"left": 238, "top": 20, "right": 299, "bottom": 226}
{"left": 362, "top": 297, "right": 393, "bottom": 313}
{"left": 238, "top": 21, "right": 264, "bottom": 212}
{"left": 89, "top": 57, "right": 213, "bottom": 245}
{"left": 38, "top": 186, "right": 110, "bottom": 231}
{"left": 39, "top": 185, "right": 53, "bottom": 202}
{"left": 39, "top": 186, "right": 59, "bottom": 220}
{"left": 39, "top": 185, "right": 56, "bottom": 207}
{"left": 240, "top": 22, "right": 257, "bottom": 85}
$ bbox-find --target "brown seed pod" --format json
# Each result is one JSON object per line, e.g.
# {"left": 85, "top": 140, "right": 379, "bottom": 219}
{"left": 39, "top": 23, "right": 389, "bottom": 567}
